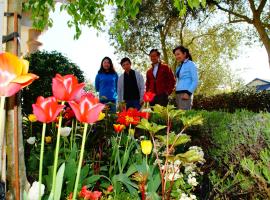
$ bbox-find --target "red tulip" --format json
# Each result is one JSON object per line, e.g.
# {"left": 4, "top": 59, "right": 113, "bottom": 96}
{"left": 52, "top": 74, "right": 85, "bottom": 101}
{"left": 143, "top": 92, "right": 155, "bottom": 102}
{"left": 107, "top": 185, "right": 113, "bottom": 193}
{"left": 113, "top": 124, "right": 125, "bottom": 133}
{"left": 32, "top": 96, "right": 65, "bottom": 123}
{"left": 69, "top": 94, "right": 105, "bottom": 124}
{"left": 0, "top": 52, "right": 38, "bottom": 97}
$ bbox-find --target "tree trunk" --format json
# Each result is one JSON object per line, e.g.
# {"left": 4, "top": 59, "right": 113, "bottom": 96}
{"left": 253, "top": 17, "right": 270, "bottom": 67}
{"left": 160, "top": 30, "right": 169, "bottom": 64}
{"left": 5, "top": 0, "right": 30, "bottom": 199}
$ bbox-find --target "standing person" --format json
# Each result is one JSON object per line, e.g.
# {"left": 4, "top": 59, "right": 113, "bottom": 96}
{"left": 118, "top": 57, "right": 145, "bottom": 110}
{"left": 146, "top": 49, "right": 176, "bottom": 106}
{"left": 173, "top": 46, "right": 198, "bottom": 110}
{"left": 95, "top": 57, "right": 118, "bottom": 112}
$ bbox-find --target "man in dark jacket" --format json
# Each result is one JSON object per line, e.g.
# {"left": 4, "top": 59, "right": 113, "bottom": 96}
{"left": 146, "top": 49, "right": 176, "bottom": 106}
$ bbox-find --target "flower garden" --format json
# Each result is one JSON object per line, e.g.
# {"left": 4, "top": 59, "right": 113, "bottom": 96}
{"left": 1, "top": 52, "right": 270, "bottom": 200}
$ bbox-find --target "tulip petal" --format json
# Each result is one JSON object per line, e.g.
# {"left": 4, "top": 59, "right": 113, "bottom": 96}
{"left": 32, "top": 104, "right": 48, "bottom": 122}
{"left": 69, "top": 83, "right": 85, "bottom": 100}
{"left": 86, "top": 104, "right": 105, "bottom": 124}
{"left": 0, "top": 52, "right": 23, "bottom": 76}
{"left": 69, "top": 101, "right": 83, "bottom": 122}
{"left": 21, "top": 59, "right": 29, "bottom": 75}
{"left": 11, "top": 74, "right": 38, "bottom": 86}
{"left": 52, "top": 77, "right": 68, "bottom": 100}
{"left": 1, "top": 83, "right": 22, "bottom": 97}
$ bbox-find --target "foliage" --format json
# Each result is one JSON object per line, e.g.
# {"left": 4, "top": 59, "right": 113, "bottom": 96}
{"left": 109, "top": 0, "right": 243, "bottom": 95}
{"left": 193, "top": 89, "right": 270, "bottom": 112}
{"left": 23, "top": 0, "right": 206, "bottom": 39}
{"left": 209, "top": 0, "right": 270, "bottom": 66}
{"left": 22, "top": 51, "right": 85, "bottom": 115}
{"left": 184, "top": 110, "right": 270, "bottom": 199}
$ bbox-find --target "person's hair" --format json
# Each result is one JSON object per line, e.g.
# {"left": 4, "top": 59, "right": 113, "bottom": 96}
{"left": 120, "top": 57, "right": 131, "bottom": 66}
{"left": 149, "top": 49, "right": 161, "bottom": 56}
{"left": 173, "top": 46, "right": 193, "bottom": 61}
{"left": 98, "top": 57, "right": 116, "bottom": 74}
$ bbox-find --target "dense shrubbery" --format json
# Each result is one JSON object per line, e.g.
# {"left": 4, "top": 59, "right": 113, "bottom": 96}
{"left": 22, "top": 51, "right": 85, "bottom": 115}
{"left": 184, "top": 110, "right": 270, "bottom": 199}
{"left": 193, "top": 90, "right": 270, "bottom": 112}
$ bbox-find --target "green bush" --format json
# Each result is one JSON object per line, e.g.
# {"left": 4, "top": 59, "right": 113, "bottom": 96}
{"left": 193, "top": 90, "right": 270, "bottom": 112}
{"left": 184, "top": 110, "right": 270, "bottom": 199}
{"left": 21, "top": 51, "right": 85, "bottom": 115}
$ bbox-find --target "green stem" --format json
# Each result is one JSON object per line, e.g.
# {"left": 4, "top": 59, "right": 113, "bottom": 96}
{"left": 121, "top": 124, "right": 131, "bottom": 173}
{"left": 38, "top": 123, "right": 47, "bottom": 200}
{"left": 72, "top": 123, "right": 89, "bottom": 200}
{"left": 51, "top": 101, "right": 65, "bottom": 195}
{"left": 74, "top": 120, "right": 78, "bottom": 146}
{"left": 70, "top": 119, "right": 75, "bottom": 150}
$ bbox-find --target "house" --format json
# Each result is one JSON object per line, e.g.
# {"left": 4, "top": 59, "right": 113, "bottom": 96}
{"left": 246, "top": 78, "right": 270, "bottom": 91}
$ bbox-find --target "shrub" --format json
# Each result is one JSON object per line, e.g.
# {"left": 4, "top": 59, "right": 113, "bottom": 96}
{"left": 184, "top": 110, "right": 270, "bottom": 199}
{"left": 193, "top": 90, "right": 270, "bottom": 112}
{"left": 21, "top": 51, "right": 85, "bottom": 115}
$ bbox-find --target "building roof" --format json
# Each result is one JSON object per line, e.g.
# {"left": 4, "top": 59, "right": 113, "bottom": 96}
{"left": 246, "top": 78, "right": 270, "bottom": 87}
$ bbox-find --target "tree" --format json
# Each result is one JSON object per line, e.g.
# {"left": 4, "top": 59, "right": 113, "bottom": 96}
{"left": 23, "top": 0, "right": 206, "bottom": 39}
{"left": 22, "top": 51, "right": 85, "bottom": 115}
{"left": 109, "top": 0, "right": 243, "bottom": 95}
{"left": 209, "top": 0, "right": 270, "bottom": 66}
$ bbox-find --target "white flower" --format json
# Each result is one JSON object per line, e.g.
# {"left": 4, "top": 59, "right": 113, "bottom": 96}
{"left": 60, "top": 127, "right": 72, "bottom": 137}
{"left": 179, "top": 193, "right": 197, "bottom": 200}
{"left": 190, "top": 194, "right": 197, "bottom": 200}
{"left": 28, "top": 181, "right": 45, "bottom": 200}
{"left": 187, "top": 176, "right": 198, "bottom": 187}
{"left": 174, "top": 159, "right": 181, "bottom": 166}
{"left": 184, "top": 163, "right": 196, "bottom": 173}
{"left": 27, "top": 137, "right": 36, "bottom": 145}
{"left": 179, "top": 193, "right": 189, "bottom": 200}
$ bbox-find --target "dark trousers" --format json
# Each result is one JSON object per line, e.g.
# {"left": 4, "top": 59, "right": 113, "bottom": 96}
{"left": 150, "top": 94, "right": 169, "bottom": 107}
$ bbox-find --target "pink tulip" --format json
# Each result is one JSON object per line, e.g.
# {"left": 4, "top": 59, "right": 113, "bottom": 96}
{"left": 32, "top": 96, "right": 65, "bottom": 123}
{"left": 52, "top": 74, "right": 85, "bottom": 101}
{"left": 69, "top": 94, "right": 105, "bottom": 124}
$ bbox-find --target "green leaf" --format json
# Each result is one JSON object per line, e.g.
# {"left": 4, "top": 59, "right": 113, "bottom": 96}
{"left": 54, "top": 163, "right": 65, "bottom": 200}
{"left": 80, "top": 164, "right": 90, "bottom": 182}
{"left": 155, "top": 132, "right": 191, "bottom": 147}
{"left": 83, "top": 175, "right": 102, "bottom": 186}
{"left": 136, "top": 119, "right": 167, "bottom": 135}
{"left": 112, "top": 173, "right": 138, "bottom": 196}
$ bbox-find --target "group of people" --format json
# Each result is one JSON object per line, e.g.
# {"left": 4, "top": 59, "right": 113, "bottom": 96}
{"left": 95, "top": 46, "right": 198, "bottom": 112}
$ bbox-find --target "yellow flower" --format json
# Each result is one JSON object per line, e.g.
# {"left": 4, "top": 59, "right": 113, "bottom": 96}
{"left": 141, "top": 140, "right": 152, "bottom": 155}
{"left": 28, "top": 114, "right": 37, "bottom": 122}
{"left": 98, "top": 112, "right": 105, "bottom": 121}
{"left": 45, "top": 136, "right": 52, "bottom": 144}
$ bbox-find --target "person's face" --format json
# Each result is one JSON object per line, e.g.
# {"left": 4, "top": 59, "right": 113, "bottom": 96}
{"left": 102, "top": 59, "right": 111, "bottom": 71}
{"left": 121, "top": 61, "right": 131, "bottom": 72}
{"left": 149, "top": 52, "right": 160, "bottom": 64}
{"left": 174, "top": 49, "right": 186, "bottom": 62}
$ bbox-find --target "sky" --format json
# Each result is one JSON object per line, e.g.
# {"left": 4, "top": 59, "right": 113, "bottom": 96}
{"left": 40, "top": 4, "right": 270, "bottom": 84}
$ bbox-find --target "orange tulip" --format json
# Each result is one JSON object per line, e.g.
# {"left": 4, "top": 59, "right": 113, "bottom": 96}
{"left": 0, "top": 52, "right": 38, "bottom": 97}
{"left": 113, "top": 124, "right": 125, "bottom": 133}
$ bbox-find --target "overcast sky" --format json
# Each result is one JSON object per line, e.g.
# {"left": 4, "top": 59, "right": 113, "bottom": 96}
{"left": 40, "top": 4, "right": 270, "bottom": 84}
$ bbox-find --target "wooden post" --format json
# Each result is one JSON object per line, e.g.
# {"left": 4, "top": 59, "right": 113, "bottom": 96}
{"left": 5, "top": 0, "right": 29, "bottom": 199}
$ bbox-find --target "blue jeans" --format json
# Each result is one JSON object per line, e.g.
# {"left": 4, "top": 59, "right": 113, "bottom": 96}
{"left": 100, "top": 99, "right": 116, "bottom": 113}
{"left": 125, "top": 99, "right": 141, "bottom": 110}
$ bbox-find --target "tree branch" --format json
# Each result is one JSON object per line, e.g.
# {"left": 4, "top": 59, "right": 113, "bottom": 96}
{"left": 257, "top": 0, "right": 267, "bottom": 14}
{"left": 214, "top": 2, "right": 253, "bottom": 24}
{"left": 248, "top": 0, "right": 256, "bottom": 13}
{"left": 186, "top": 32, "right": 216, "bottom": 47}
